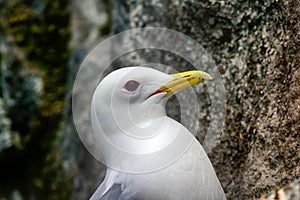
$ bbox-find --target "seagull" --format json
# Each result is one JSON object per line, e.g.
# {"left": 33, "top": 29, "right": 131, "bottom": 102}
{"left": 89, "top": 67, "right": 226, "bottom": 200}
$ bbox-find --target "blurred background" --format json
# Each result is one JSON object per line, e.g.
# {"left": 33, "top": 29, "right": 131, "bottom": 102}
{"left": 0, "top": 0, "right": 299, "bottom": 200}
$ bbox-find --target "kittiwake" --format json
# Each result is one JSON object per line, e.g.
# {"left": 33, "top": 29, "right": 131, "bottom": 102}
{"left": 89, "top": 67, "right": 226, "bottom": 200}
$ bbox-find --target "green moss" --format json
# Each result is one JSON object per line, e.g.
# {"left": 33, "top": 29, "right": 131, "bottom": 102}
{"left": 0, "top": 54, "right": 2, "bottom": 98}
{"left": 99, "top": 16, "right": 112, "bottom": 36}
{"left": 99, "top": 0, "right": 112, "bottom": 36}
{"left": 0, "top": 0, "right": 72, "bottom": 199}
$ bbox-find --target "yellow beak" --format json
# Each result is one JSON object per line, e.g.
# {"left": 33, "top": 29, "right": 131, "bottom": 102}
{"left": 160, "top": 70, "right": 212, "bottom": 96}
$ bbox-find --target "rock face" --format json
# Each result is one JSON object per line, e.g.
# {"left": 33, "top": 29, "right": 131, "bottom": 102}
{"left": 261, "top": 179, "right": 300, "bottom": 200}
{"left": 59, "top": 0, "right": 110, "bottom": 199}
{"left": 0, "top": 0, "right": 71, "bottom": 199}
{"left": 111, "top": 0, "right": 300, "bottom": 199}
{"left": 0, "top": 0, "right": 299, "bottom": 199}
{"left": 0, "top": 99, "right": 15, "bottom": 151}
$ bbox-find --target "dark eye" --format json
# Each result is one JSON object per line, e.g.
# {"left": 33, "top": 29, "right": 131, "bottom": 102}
{"left": 124, "top": 80, "right": 140, "bottom": 91}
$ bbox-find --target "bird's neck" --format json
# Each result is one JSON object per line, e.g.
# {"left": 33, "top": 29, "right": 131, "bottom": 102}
{"left": 129, "top": 102, "right": 166, "bottom": 125}
{"left": 96, "top": 101, "right": 168, "bottom": 136}
{"left": 92, "top": 98, "right": 197, "bottom": 171}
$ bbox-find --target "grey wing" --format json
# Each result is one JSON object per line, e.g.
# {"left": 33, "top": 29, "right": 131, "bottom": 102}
{"left": 89, "top": 182, "right": 137, "bottom": 200}
{"left": 89, "top": 183, "right": 121, "bottom": 200}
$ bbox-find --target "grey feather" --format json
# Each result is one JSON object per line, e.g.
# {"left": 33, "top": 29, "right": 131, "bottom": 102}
{"left": 91, "top": 183, "right": 121, "bottom": 200}
{"left": 90, "top": 180, "right": 137, "bottom": 200}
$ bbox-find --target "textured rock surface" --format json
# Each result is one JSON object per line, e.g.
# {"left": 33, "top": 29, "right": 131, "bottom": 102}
{"left": 112, "top": 0, "right": 300, "bottom": 199}
{"left": 58, "top": 0, "right": 110, "bottom": 199}
{"left": 0, "top": 0, "right": 299, "bottom": 199}
{"left": 0, "top": 0, "right": 71, "bottom": 199}
{"left": 261, "top": 179, "right": 300, "bottom": 200}
{"left": 0, "top": 30, "right": 41, "bottom": 151}
{"left": 0, "top": 99, "right": 16, "bottom": 151}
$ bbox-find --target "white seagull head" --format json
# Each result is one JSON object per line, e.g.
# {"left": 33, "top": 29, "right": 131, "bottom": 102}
{"left": 91, "top": 66, "right": 212, "bottom": 172}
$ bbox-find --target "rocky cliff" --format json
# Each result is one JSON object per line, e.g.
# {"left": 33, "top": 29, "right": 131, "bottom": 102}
{"left": 0, "top": 0, "right": 299, "bottom": 199}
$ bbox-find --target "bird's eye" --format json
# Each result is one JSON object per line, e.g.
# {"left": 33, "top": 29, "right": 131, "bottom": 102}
{"left": 124, "top": 80, "right": 140, "bottom": 91}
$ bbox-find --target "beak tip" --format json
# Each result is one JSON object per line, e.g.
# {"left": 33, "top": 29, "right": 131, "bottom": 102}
{"left": 201, "top": 72, "right": 213, "bottom": 80}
